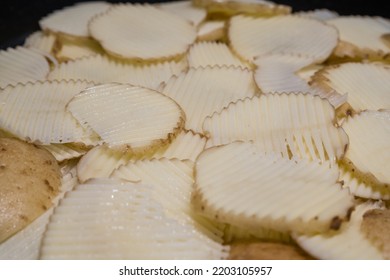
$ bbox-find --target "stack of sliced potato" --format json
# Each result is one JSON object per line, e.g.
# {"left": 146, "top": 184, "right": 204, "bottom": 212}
{"left": 0, "top": 0, "right": 389, "bottom": 260}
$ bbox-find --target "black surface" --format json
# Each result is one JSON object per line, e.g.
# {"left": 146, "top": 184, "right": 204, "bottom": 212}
{"left": 0, "top": 0, "right": 389, "bottom": 49}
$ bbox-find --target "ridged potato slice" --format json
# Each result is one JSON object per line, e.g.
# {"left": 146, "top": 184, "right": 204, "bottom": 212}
{"left": 48, "top": 54, "right": 188, "bottom": 90}
{"left": 313, "top": 63, "right": 390, "bottom": 115}
{"left": 40, "top": 179, "right": 228, "bottom": 259}
{"left": 160, "top": 66, "right": 259, "bottom": 133}
{"left": 188, "top": 42, "right": 249, "bottom": 69}
{"left": 340, "top": 110, "right": 390, "bottom": 194}
{"left": 192, "top": 142, "right": 354, "bottom": 234}
{"left": 295, "top": 9, "right": 338, "bottom": 21}
{"left": 197, "top": 20, "right": 226, "bottom": 42}
{"left": 67, "top": 83, "right": 185, "bottom": 154}
{"left": 89, "top": 4, "right": 197, "bottom": 62}
{"left": 39, "top": 1, "right": 111, "bottom": 38}
{"left": 157, "top": 0, "right": 206, "bottom": 27}
{"left": 294, "top": 201, "right": 385, "bottom": 259}
{"left": 228, "top": 15, "right": 338, "bottom": 64}
{"left": 203, "top": 93, "right": 348, "bottom": 164}
{"left": 41, "top": 143, "right": 87, "bottom": 162}
{"left": 24, "top": 31, "right": 56, "bottom": 55}
{"left": 0, "top": 47, "right": 51, "bottom": 89}
{"left": 53, "top": 36, "right": 104, "bottom": 62}
{"left": 0, "top": 80, "right": 97, "bottom": 145}
{"left": 327, "top": 16, "right": 390, "bottom": 61}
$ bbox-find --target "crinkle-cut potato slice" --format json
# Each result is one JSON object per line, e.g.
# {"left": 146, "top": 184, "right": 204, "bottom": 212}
{"left": 361, "top": 208, "right": 390, "bottom": 259}
{"left": 40, "top": 179, "right": 228, "bottom": 260}
{"left": 295, "top": 9, "right": 338, "bottom": 21}
{"left": 48, "top": 54, "right": 188, "bottom": 90}
{"left": 24, "top": 31, "right": 56, "bottom": 54}
{"left": 297, "top": 64, "right": 323, "bottom": 83}
{"left": 157, "top": 0, "right": 206, "bottom": 27}
{"left": 111, "top": 158, "right": 224, "bottom": 242}
{"left": 203, "top": 93, "right": 348, "bottom": 164}
{"left": 0, "top": 167, "right": 77, "bottom": 259}
{"left": 89, "top": 4, "right": 197, "bottom": 62}
{"left": 229, "top": 241, "right": 313, "bottom": 260}
{"left": 192, "top": 142, "right": 354, "bottom": 235}
{"left": 41, "top": 143, "right": 87, "bottom": 162}
{"left": 340, "top": 110, "right": 390, "bottom": 190}
{"left": 193, "top": 0, "right": 291, "bottom": 17}
{"left": 228, "top": 15, "right": 338, "bottom": 64}
{"left": 294, "top": 201, "right": 385, "bottom": 260}
{"left": 0, "top": 80, "right": 97, "bottom": 145}
{"left": 327, "top": 16, "right": 390, "bottom": 60}
{"left": 197, "top": 20, "right": 226, "bottom": 42}
{"left": 188, "top": 42, "right": 250, "bottom": 69}
{"left": 67, "top": 83, "right": 185, "bottom": 154}
{"left": 53, "top": 36, "right": 104, "bottom": 62}
{"left": 77, "top": 130, "right": 206, "bottom": 183}
{"left": 224, "top": 224, "right": 292, "bottom": 244}
{"left": 313, "top": 63, "right": 390, "bottom": 114}
{"left": 0, "top": 47, "right": 50, "bottom": 89}
{"left": 160, "top": 66, "right": 259, "bottom": 133}
{"left": 39, "top": 1, "right": 111, "bottom": 38}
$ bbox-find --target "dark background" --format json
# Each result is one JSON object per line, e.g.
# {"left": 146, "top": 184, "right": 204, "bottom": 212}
{"left": 0, "top": 0, "right": 389, "bottom": 49}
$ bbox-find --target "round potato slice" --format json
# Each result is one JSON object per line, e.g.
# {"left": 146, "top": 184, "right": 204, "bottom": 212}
{"left": 89, "top": 4, "right": 197, "bottom": 62}
{"left": 67, "top": 83, "right": 185, "bottom": 154}
{"left": 157, "top": 0, "right": 206, "bottom": 27}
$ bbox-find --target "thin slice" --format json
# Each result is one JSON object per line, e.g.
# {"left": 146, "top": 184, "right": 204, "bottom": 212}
{"left": 188, "top": 42, "right": 249, "bottom": 69}
{"left": 67, "top": 83, "right": 185, "bottom": 153}
{"left": 203, "top": 93, "right": 348, "bottom": 164}
{"left": 313, "top": 63, "right": 390, "bottom": 114}
{"left": 294, "top": 201, "right": 385, "bottom": 259}
{"left": 48, "top": 54, "right": 188, "bottom": 90}
{"left": 327, "top": 16, "right": 390, "bottom": 60}
{"left": 157, "top": 0, "right": 206, "bottom": 27}
{"left": 53, "top": 36, "right": 104, "bottom": 62}
{"left": 24, "top": 31, "right": 56, "bottom": 54}
{"left": 0, "top": 80, "right": 97, "bottom": 145}
{"left": 40, "top": 179, "right": 228, "bottom": 259}
{"left": 89, "top": 4, "right": 197, "bottom": 61}
{"left": 0, "top": 47, "right": 50, "bottom": 89}
{"left": 193, "top": 142, "right": 354, "bottom": 234}
{"left": 41, "top": 143, "right": 87, "bottom": 162}
{"left": 295, "top": 9, "right": 338, "bottom": 21}
{"left": 197, "top": 20, "right": 226, "bottom": 42}
{"left": 229, "top": 15, "right": 338, "bottom": 64}
{"left": 161, "top": 66, "right": 259, "bottom": 133}
{"left": 340, "top": 110, "right": 390, "bottom": 192}
{"left": 39, "top": 1, "right": 111, "bottom": 38}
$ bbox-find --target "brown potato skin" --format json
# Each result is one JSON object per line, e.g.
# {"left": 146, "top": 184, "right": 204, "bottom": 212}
{"left": 0, "top": 137, "right": 61, "bottom": 243}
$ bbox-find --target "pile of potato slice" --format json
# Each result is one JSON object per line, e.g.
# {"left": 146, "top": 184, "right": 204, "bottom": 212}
{"left": 0, "top": 0, "right": 389, "bottom": 260}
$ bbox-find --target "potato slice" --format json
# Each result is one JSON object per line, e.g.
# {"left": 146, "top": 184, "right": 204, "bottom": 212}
{"left": 40, "top": 179, "right": 228, "bottom": 259}
{"left": 294, "top": 201, "right": 385, "bottom": 259}
{"left": 340, "top": 110, "right": 390, "bottom": 194}
{"left": 193, "top": 0, "right": 291, "bottom": 17}
{"left": 48, "top": 54, "right": 188, "bottom": 90}
{"left": 192, "top": 142, "right": 354, "bottom": 234}
{"left": 157, "top": 0, "right": 206, "bottom": 27}
{"left": 327, "top": 16, "right": 390, "bottom": 61}
{"left": 89, "top": 4, "right": 197, "bottom": 62}
{"left": 203, "top": 93, "right": 348, "bottom": 164}
{"left": 53, "top": 36, "right": 104, "bottom": 62}
{"left": 197, "top": 20, "right": 226, "bottom": 42}
{"left": 312, "top": 63, "right": 390, "bottom": 115}
{"left": 160, "top": 66, "right": 259, "bottom": 133}
{"left": 67, "top": 83, "right": 185, "bottom": 154}
{"left": 188, "top": 42, "right": 250, "bottom": 69}
{"left": 0, "top": 47, "right": 50, "bottom": 89}
{"left": 41, "top": 143, "right": 87, "bottom": 162}
{"left": 295, "top": 9, "right": 338, "bottom": 21}
{"left": 228, "top": 15, "right": 338, "bottom": 64}
{"left": 24, "top": 31, "right": 56, "bottom": 55}
{"left": 77, "top": 130, "right": 207, "bottom": 183}
{"left": 0, "top": 80, "right": 97, "bottom": 145}
{"left": 39, "top": 1, "right": 111, "bottom": 38}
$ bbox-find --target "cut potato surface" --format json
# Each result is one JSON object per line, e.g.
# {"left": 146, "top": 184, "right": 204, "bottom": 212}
{"left": 24, "top": 31, "right": 56, "bottom": 54}
{"left": 0, "top": 47, "right": 51, "bottom": 89}
{"left": 67, "top": 83, "right": 185, "bottom": 153}
{"left": 341, "top": 110, "right": 390, "bottom": 190}
{"left": 42, "top": 143, "right": 87, "bottom": 162}
{"left": 161, "top": 66, "right": 259, "bottom": 133}
{"left": 0, "top": 80, "right": 96, "bottom": 145}
{"left": 39, "top": 1, "right": 111, "bottom": 38}
{"left": 193, "top": 142, "right": 354, "bottom": 234}
{"left": 228, "top": 15, "right": 338, "bottom": 63}
{"left": 203, "top": 93, "right": 348, "bottom": 164}
{"left": 295, "top": 9, "right": 338, "bottom": 21}
{"left": 48, "top": 54, "right": 187, "bottom": 90}
{"left": 40, "top": 179, "right": 228, "bottom": 259}
{"left": 53, "top": 36, "right": 104, "bottom": 62}
{"left": 294, "top": 201, "right": 385, "bottom": 259}
{"left": 197, "top": 20, "right": 226, "bottom": 42}
{"left": 157, "top": 0, "right": 206, "bottom": 27}
{"left": 89, "top": 4, "right": 197, "bottom": 61}
{"left": 313, "top": 63, "right": 390, "bottom": 113}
